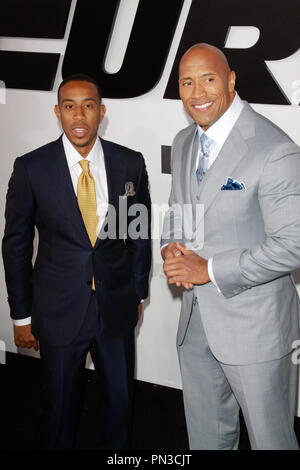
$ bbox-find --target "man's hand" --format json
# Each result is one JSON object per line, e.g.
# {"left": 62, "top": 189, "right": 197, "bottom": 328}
{"left": 138, "top": 302, "right": 143, "bottom": 320}
{"left": 161, "top": 242, "right": 193, "bottom": 289}
{"left": 161, "top": 242, "right": 182, "bottom": 261}
{"left": 13, "top": 324, "right": 39, "bottom": 351}
{"left": 164, "top": 242, "right": 210, "bottom": 286}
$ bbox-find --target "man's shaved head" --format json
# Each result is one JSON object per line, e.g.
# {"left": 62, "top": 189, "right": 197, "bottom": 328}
{"left": 179, "top": 43, "right": 231, "bottom": 75}
{"left": 178, "top": 43, "right": 236, "bottom": 130}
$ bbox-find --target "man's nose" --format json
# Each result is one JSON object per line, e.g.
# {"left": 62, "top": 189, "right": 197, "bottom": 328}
{"left": 73, "top": 105, "right": 85, "bottom": 119}
{"left": 193, "top": 82, "right": 207, "bottom": 98}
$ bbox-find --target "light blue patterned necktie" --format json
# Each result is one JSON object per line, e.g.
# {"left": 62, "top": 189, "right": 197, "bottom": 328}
{"left": 196, "top": 133, "right": 213, "bottom": 184}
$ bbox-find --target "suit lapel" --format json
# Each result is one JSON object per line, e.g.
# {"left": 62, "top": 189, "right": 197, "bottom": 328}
{"left": 180, "top": 124, "right": 198, "bottom": 204}
{"left": 51, "top": 137, "right": 126, "bottom": 249}
{"left": 197, "top": 103, "right": 255, "bottom": 215}
{"left": 101, "top": 138, "right": 125, "bottom": 208}
{"left": 94, "top": 138, "right": 126, "bottom": 248}
{"left": 50, "top": 137, "right": 92, "bottom": 245}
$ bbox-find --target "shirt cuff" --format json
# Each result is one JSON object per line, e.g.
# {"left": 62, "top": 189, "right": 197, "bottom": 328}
{"left": 13, "top": 317, "right": 31, "bottom": 326}
{"left": 208, "top": 258, "right": 221, "bottom": 293}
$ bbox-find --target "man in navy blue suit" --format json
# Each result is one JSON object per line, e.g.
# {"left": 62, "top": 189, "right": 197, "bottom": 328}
{"left": 2, "top": 74, "right": 151, "bottom": 449}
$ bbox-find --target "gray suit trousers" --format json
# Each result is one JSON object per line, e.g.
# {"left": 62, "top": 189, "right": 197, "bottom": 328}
{"left": 178, "top": 300, "right": 299, "bottom": 450}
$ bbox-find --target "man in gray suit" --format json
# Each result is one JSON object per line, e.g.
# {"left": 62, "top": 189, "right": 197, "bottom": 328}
{"left": 162, "top": 43, "right": 300, "bottom": 450}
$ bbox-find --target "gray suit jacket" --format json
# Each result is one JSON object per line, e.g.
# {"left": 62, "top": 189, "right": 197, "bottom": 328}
{"left": 162, "top": 102, "right": 300, "bottom": 365}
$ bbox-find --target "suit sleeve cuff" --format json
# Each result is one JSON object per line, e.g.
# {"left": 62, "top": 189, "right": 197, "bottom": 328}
{"left": 212, "top": 249, "right": 251, "bottom": 298}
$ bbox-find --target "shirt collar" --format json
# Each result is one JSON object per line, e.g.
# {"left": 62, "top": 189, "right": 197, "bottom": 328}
{"left": 197, "top": 93, "right": 245, "bottom": 148}
{"left": 62, "top": 134, "right": 103, "bottom": 168}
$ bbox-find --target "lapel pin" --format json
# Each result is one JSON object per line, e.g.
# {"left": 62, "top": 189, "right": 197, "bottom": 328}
{"left": 122, "top": 181, "right": 136, "bottom": 199}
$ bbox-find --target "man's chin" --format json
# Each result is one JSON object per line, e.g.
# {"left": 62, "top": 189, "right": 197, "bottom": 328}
{"left": 72, "top": 139, "right": 91, "bottom": 148}
{"left": 193, "top": 114, "right": 215, "bottom": 130}
{"left": 68, "top": 136, "right": 95, "bottom": 149}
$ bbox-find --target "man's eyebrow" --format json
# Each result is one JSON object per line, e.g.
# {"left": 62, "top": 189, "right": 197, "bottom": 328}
{"left": 202, "top": 72, "right": 217, "bottom": 76}
{"left": 179, "top": 72, "right": 217, "bottom": 81}
{"left": 179, "top": 76, "right": 192, "bottom": 81}
{"left": 61, "top": 97, "right": 98, "bottom": 103}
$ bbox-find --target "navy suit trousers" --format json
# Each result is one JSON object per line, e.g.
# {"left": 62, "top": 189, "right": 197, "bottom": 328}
{"left": 37, "top": 294, "right": 135, "bottom": 449}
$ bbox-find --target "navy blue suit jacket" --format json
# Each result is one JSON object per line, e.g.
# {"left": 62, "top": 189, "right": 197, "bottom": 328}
{"left": 2, "top": 136, "right": 151, "bottom": 346}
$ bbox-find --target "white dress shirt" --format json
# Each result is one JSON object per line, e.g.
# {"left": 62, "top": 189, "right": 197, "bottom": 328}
{"left": 195, "top": 92, "right": 245, "bottom": 173}
{"left": 14, "top": 134, "right": 108, "bottom": 326}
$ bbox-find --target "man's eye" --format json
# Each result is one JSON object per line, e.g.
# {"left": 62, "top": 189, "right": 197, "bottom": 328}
{"left": 206, "top": 78, "right": 213, "bottom": 83}
{"left": 65, "top": 104, "right": 73, "bottom": 109}
{"left": 182, "top": 81, "right": 191, "bottom": 86}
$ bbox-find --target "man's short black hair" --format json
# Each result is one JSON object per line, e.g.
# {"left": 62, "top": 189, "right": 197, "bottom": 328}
{"left": 57, "top": 74, "right": 102, "bottom": 102}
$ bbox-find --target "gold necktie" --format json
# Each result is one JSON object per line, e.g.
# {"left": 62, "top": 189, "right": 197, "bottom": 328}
{"left": 77, "top": 159, "right": 98, "bottom": 290}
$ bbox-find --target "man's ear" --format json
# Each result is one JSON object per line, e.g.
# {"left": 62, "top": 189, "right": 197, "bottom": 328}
{"left": 54, "top": 104, "right": 61, "bottom": 123}
{"left": 228, "top": 70, "right": 236, "bottom": 93}
{"left": 100, "top": 104, "right": 106, "bottom": 122}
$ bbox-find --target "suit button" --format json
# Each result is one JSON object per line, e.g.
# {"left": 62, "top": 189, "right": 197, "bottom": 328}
{"left": 87, "top": 281, "right": 92, "bottom": 286}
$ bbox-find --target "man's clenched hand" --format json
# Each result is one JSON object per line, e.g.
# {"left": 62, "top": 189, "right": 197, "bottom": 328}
{"left": 164, "top": 242, "right": 210, "bottom": 287}
{"left": 14, "top": 324, "right": 39, "bottom": 351}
